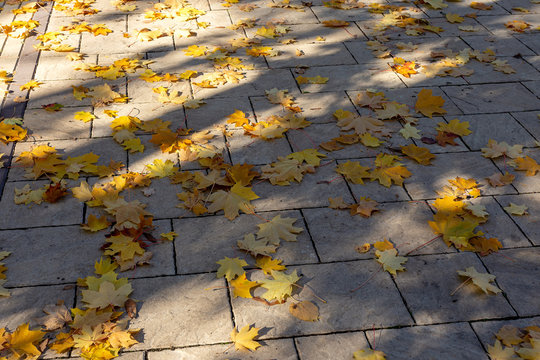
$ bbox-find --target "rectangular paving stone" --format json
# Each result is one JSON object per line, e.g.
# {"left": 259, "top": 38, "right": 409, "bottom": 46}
{"left": 0, "top": 181, "right": 83, "bottom": 229}
{"left": 298, "top": 64, "right": 404, "bottom": 92}
{"left": 472, "top": 316, "right": 540, "bottom": 350}
{"left": 522, "top": 80, "right": 540, "bottom": 97}
{"left": 22, "top": 106, "right": 92, "bottom": 140}
{"left": 394, "top": 252, "right": 516, "bottom": 324}
{"left": 405, "top": 152, "right": 517, "bottom": 199}
{"left": 461, "top": 35, "right": 536, "bottom": 57}
{"left": 192, "top": 69, "right": 299, "bottom": 99}
{"left": 422, "top": 0, "right": 507, "bottom": 17}
{"left": 303, "top": 203, "right": 451, "bottom": 262}
{"left": 93, "top": 102, "right": 186, "bottom": 138}
{"left": 494, "top": 193, "right": 540, "bottom": 245}
{"left": 466, "top": 196, "right": 531, "bottom": 248}
{"left": 231, "top": 261, "right": 413, "bottom": 338}
{"left": 515, "top": 34, "right": 540, "bottom": 55}
{"left": 442, "top": 83, "right": 540, "bottom": 114}
{"left": 265, "top": 43, "right": 357, "bottom": 69}
{"left": 0, "top": 284, "right": 75, "bottom": 330}
{"left": 127, "top": 77, "right": 191, "bottom": 104}
{"left": 458, "top": 113, "right": 537, "bottom": 150}
{"left": 464, "top": 57, "right": 540, "bottom": 84}
{"left": 336, "top": 158, "right": 411, "bottom": 203}
{"left": 228, "top": 6, "right": 319, "bottom": 25}
{"left": 372, "top": 323, "right": 489, "bottom": 360}
{"left": 342, "top": 41, "right": 392, "bottom": 65}
{"left": 411, "top": 117, "right": 470, "bottom": 153}
{"left": 511, "top": 111, "right": 540, "bottom": 141}
{"left": 250, "top": 91, "right": 357, "bottom": 124}
{"left": 145, "top": 50, "right": 215, "bottom": 73}
{"left": 34, "top": 55, "right": 98, "bottom": 81}
{"left": 226, "top": 129, "right": 293, "bottom": 165}
{"left": 27, "top": 79, "right": 127, "bottom": 109}
{"left": 250, "top": 160, "right": 355, "bottom": 211}
{"left": 9, "top": 138, "right": 128, "bottom": 182}
{"left": 286, "top": 122, "right": 408, "bottom": 160}
{"left": 128, "top": 134, "right": 179, "bottom": 173}
{"left": 496, "top": 0, "right": 540, "bottom": 13}
{"left": 429, "top": 17, "right": 492, "bottom": 37}
{"left": 173, "top": 210, "right": 318, "bottom": 274}
{"left": 494, "top": 148, "right": 540, "bottom": 193}
{"left": 295, "top": 332, "right": 369, "bottom": 360}
{"left": 360, "top": 87, "right": 462, "bottom": 117}
{"left": 184, "top": 96, "right": 252, "bottom": 131}
{"left": 147, "top": 339, "right": 298, "bottom": 359}
{"left": 122, "top": 177, "right": 191, "bottom": 219}
{"left": 481, "top": 247, "right": 540, "bottom": 316}
{"left": 310, "top": 5, "right": 381, "bottom": 21}
{"left": 174, "top": 27, "right": 248, "bottom": 49}
{"left": 0, "top": 225, "right": 100, "bottom": 286}
{"left": 115, "top": 352, "right": 145, "bottom": 360}
{"left": 127, "top": 274, "right": 233, "bottom": 349}
{"left": 390, "top": 37, "right": 470, "bottom": 63}
{"left": 245, "top": 24, "right": 365, "bottom": 44}
{"left": 476, "top": 14, "right": 539, "bottom": 36}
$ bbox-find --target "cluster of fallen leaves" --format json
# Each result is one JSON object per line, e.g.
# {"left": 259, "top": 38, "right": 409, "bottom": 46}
{"left": 1, "top": 0, "right": 539, "bottom": 356}
{"left": 488, "top": 325, "right": 540, "bottom": 359}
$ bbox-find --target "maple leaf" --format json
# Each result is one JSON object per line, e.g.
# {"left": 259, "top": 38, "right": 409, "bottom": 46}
{"left": 289, "top": 300, "right": 319, "bottom": 322}
{"left": 486, "top": 172, "right": 515, "bottom": 187}
{"left": 329, "top": 196, "right": 349, "bottom": 209}
{"left": 37, "top": 303, "right": 72, "bottom": 331}
{"left": 470, "top": 237, "right": 502, "bottom": 256}
{"left": 415, "top": 88, "right": 446, "bottom": 118}
{"left": 446, "top": 13, "right": 464, "bottom": 23}
{"left": 504, "top": 203, "right": 528, "bottom": 216}
{"left": 350, "top": 197, "right": 379, "bottom": 217}
{"left": 0, "top": 122, "right": 27, "bottom": 143}
{"left": 336, "top": 161, "right": 370, "bottom": 184}
{"left": 230, "top": 325, "right": 261, "bottom": 351}
{"left": 457, "top": 266, "right": 502, "bottom": 294}
{"left": 481, "top": 140, "right": 523, "bottom": 159}
{"left": 429, "top": 212, "right": 480, "bottom": 248}
{"left": 216, "top": 257, "right": 248, "bottom": 281}
{"left": 256, "top": 215, "right": 303, "bottom": 245}
{"left": 374, "top": 239, "right": 394, "bottom": 251}
{"left": 286, "top": 149, "right": 326, "bottom": 166}
{"left": 104, "top": 234, "right": 145, "bottom": 261}
{"left": 230, "top": 273, "right": 259, "bottom": 298}
{"left": 82, "top": 280, "right": 133, "bottom": 309}
{"left": 399, "top": 124, "right": 421, "bottom": 139}
{"left": 353, "top": 348, "right": 387, "bottom": 359}
{"left": 488, "top": 340, "right": 519, "bottom": 360}
{"left": 375, "top": 248, "right": 407, "bottom": 275}
{"left": 336, "top": 112, "right": 383, "bottom": 134}
{"left": 260, "top": 270, "right": 300, "bottom": 302}
{"left": 436, "top": 119, "right": 471, "bottom": 137}
{"left": 370, "top": 154, "right": 411, "bottom": 187}
{"left": 514, "top": 156, "right": 540, "bottom": 176}
{"left": 391, "top": 57, "right": 418, "bottom": 78}
{"left": 360, "top": 133, "right": 383, "bottom": 147}
{"left": 145, "top": 159, "right": 177, "bottom": 178}
{"left": 20, "top": 80, "right": 43, "bottom": 91}
{"left": 207, "top": 183, "right": 258, "bottom": 220}
{"left": 6, "top": 323, "right": 44, "bottom": 358}
{"left": 465, "top": 203, "right": 488, "bottom": 218}
{"left": 505, "top": 20, "right": 530, "bottom": 32}
{"left": 496, "top": 325, "right": 524, "bottom": 347}
{"left": 74, "top": 111, "right": 96, "bottom": 123}
{"left": 375, "top": 102, "right": 410, "bottom": 120}
{"left": 261, "top": 158, "right": 312, "bottom": 185}
{"left": 256, "top": 256, "right": 286, "bottom": 275}
{"left": 401, "top": 144, "right": 435, "bottom": 165}
{"left": 122, "top": 138, "right": 144, "bottom": 153}
{"left": 226, "top": 110, "right": 250, "bottom": 127}
{"left": 238, "top": 233, "right": 277, "bottom": 257}
{"left": 81, "top": 214, "right": 110, "bottom": 232}
{"left": 517, "top": 339, "right": 540, "bottom": 359}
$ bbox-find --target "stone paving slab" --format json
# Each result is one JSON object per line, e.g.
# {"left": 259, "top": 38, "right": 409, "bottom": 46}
{"left": 231, "top": 261, "right": 413, "bottom": 338}
{"left": 371, "top": 323, "right": 489, "bottom": 360}
{"left": 23, "top": 106, "right": 92, "bottom": 141}
{"left": 404, "top": 152, "right": 517, "bottom": 200}
{"left": 173, "top": 209, "right": 318, "bottom": 274}
{"left": 494, "top": 149, "right": 540, "bottom": 193}
{"left": 472, "top": 316, "right": 540, "bottom": 349}
{"left": 302, "top": 203, "right": 451, "bottom": 263}
{"left": 393, "top": 252, "right": 516, "bottom": 324}
{"left": 295, "top": 332, "right": 369, "bottom": 360}
{"left": 123, "top": 274, "right": 233, "bottom": 349}
{"left": 147, "top": 339, "right": 299, "bottom": 359}
{"left": 481, "top": 247, "right": 540, "bottom": 316}
{"left": 185, "top": 96, "right": 252, "bottom": 131}
{"left": 265, "top": 43, "right": 357, "bottom": 69}
{"left": 226, "top": 130, "right": 293, "bottom": 165}
{"left": 494, "top": 193, "right": 540, "bottom": 246}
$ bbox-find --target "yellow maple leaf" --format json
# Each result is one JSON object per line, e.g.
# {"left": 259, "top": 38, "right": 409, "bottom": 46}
{"left": 256, "top": 256, "right": 286, "bottom": 275}
{"left": 457, "top": 266, "right": 501, "bottom": 294}
{"left": 226, "top": 110, "right": 249, "bottom": 127}
{"left": 74, "top": 111, "right": 96, "bottom": 123}
{"left": 514, "top": 156, "right": 540, "bottom": 176}
{"left": 401, "top": 144, "right": 435, "bottom": 165}
{"left": 81, "top": 214, "right": 110, "bottom": 232}
{"left": 415, "top": 88, "right": 446, "bottom": 118}
{"left": 230, "top": 273, "right": 259, "bottom": 298}
{"left": 336, "top": 161, "right": 370, "bottom": 184}
{"left": 8, "top": 323, "right": 44, "bottom": 358}
{"left": 376, "top": 248, "right": 407, "bottom": 275}
{"left": 436, "top": 119, "right": 472, "bottom": 136}
{"left": 207, "top": 183, "right": 259, "bottom": 220}
{"left": 260, "top": 270, "right": 300, "bottom": 302}
{"left": 20, "top": 80, "right": 43, "bottom": 91}
{"left": 145, "top": 159, "right": 177, "bottom": 178}
{"left": 256, "top": 215, "right": 303, "bottom": 245}
{"left": 230, "top": 325, "right": 261, "bottom": 351}
{"left": 216, "top": 257, "right": 248, "bottom": 280}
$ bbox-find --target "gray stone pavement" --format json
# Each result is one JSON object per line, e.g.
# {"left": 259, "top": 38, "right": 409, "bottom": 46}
{"left": 0, "top": 0, "right": 539, "bottom": 358}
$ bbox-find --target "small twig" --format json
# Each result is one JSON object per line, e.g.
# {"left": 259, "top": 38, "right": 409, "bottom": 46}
{"left": 405, "top": 235, "right": 441, "bottom": 256}
{"left": 450, "top": 277, "right": 471, "bottom": 296}
{"left": 350, "top": 266, "right": 382, "bottom": 292}
{"left": 292, "top": 283, "right": 327, "bottom": 303}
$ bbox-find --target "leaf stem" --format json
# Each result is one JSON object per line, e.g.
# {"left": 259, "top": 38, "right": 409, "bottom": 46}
{"left": 450, "top": 277, "right": 471, "bottom": 296}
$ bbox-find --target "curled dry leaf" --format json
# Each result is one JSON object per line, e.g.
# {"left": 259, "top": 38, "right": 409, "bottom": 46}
{"left": 289, "top": 300, "right": 319, "bottom": 321}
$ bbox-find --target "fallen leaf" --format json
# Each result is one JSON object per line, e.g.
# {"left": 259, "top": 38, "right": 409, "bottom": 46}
{"left": 216, "top": 257, "right": 248, "bottom": 280}
{"left": 415, "top": 89, "right": 446, "bottom": 118}
{"left": 289, "top": 301, "right": 319, "bottom": 321}
{"left": 457, "top": 266, "right": 501, "bottom": 294}
{"left": 504, "top": 203, "right": 528, "bottom": 216}
{"left": 230, "top": 325, "right": 261, "bottom": 351}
